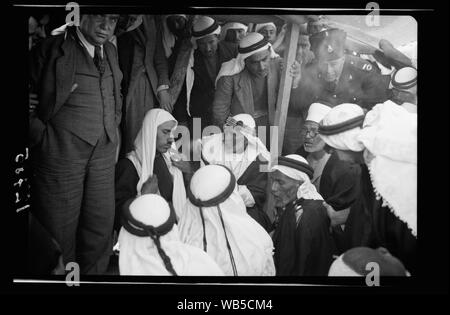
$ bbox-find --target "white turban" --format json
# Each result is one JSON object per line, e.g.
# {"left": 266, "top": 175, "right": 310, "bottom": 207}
{"left": 319, "top": 103, "right": 366, "bottom": 152}
{"left": 126, "top": 108, "right": 187, "bottom": 220}
{"left": 215, "top": 32, "right": 279, "bottom": 87}
{"left": 270, "top": 154, "right": 324, "bottom": 201}
{"left": 178, "top": 165, "right": 276, "bottom": 276}
{"left": 306, "top": 102, "right": 332, "bottom": 124}
{"left": 119, "top": 194, "right": 224, "bottom": 276}
{"left": 357, "top": 101, "right": 417, "bottom": 237}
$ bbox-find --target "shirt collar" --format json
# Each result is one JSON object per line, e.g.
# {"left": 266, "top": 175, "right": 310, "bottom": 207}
{"left": 76, "top": 27, "right": 103, "bottom": 59}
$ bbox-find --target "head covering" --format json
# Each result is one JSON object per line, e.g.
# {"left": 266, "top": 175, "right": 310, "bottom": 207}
{"left": 118, "top": 194, "right": 224, "bottom": 276}
{"left": 220, "top": 22, "right": 248, "bottom": 41}
{"left": 306, "top": 102, "right": 332, "bottom": 124}
{"left": 391, "top": 66, "right": 417, "bottom": 91}
{"left": 270, "top": 154, "right": 324, "bottom": 201}
{"left": 178, "top": 165, "right": 275, "bottom": 276}
{"left": 328, "top": 247, "right": 408, "bottom": 276}
{"left": 185, "top": 16, "right": 222, "bottom": 116}
{"left": 357, "top": 101, "right": 417, "bottom": 236}
{"left": 126, "top": 109, "right": 187, "bottom": 220}
{"left": 125, "top": 15, "right": 143, "bottom": 32}
{"left": 215, "top": 32, "right": 279, "bottom": 87}
{"left": 309, "top": 28, "right": 346, "bottom": 61}
{"left": 161, "top": 14, "right": 187, "bottom": 58}
{"left": 319, "top": 103, "right": 366, "bottom": 152}
{"left": 201, "top": 114, "right": 271, "bottom": 177}
{"left": 255, "top": 22, "right": 277, "bottom": 33}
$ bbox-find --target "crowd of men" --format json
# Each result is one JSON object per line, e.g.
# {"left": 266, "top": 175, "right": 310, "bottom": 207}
{"left": 27, "top": 14, "right": 417, "bottom": 277}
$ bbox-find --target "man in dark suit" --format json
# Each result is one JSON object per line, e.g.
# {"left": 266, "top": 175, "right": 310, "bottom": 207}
{"left": 29, "top": 14, "right": 122, "bottom": 274}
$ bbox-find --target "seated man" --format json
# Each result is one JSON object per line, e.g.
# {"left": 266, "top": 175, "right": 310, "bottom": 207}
{"left": 200, "top": 114, "right": 272, "bottom": 231}
{"left": 213, "top": 32, "right": 301, "bottom": 136}
{"left": 299, "top": 102, "right": 332, "bottom": 191}
{"left": 119, "top": 194, "right": 224, "bottom": 276}
{"left": 270, "top": 154, "right": 334, "bottom": 276}
{"left": 115, "top": 108, "right": 191, "bottom": 233}
{"left": 328, "top": 247, "right": 409, "bottom": 276}
{"left": 178, "top": 164, "right": 276, "bottom": 276}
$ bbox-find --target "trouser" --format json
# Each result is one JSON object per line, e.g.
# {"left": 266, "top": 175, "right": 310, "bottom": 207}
{"left": 31, "top": 123, "right": 116, "bottom": 275}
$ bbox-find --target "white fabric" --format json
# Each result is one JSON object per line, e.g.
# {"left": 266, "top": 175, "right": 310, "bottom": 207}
{"left": 201, "top": 114, "right": 270, "bottom": 208}
{"left": 255, "top": 22, "right": 277, "bottom": 33}
{"left": 220, "top": 22, "right": 248, "bottom": 41}
{"left": 178, "top": 176, "right": 276, "bottom": 276}
{"left": 270, "top": 154, "right": 324, "bottom": 201}
{"left": 185, "top": 17, "right": 221, "bottom": 116}
{"left": 320, "top": 103, "right": 366, "bottom": 152}
{"left": 328, "top": 254, "right": 361, "bottom": 276}
{"left": 401, "top": 102, "right": 417, "bottom": 114}
{"left": 118, "top": 194, "right": 224, "bottom": 276}
{"left": 126, "top": 109, "right": 187, "bottom": 220}
{"left": 306, "top": 102, "right": 332, "bottom": 124}
{"left": 162, "top": 14, "right": 187, "bottom": 58}
{"left": 215, "top": 32, "right": 279, "bottom": 87}
{"left": 357, "top": 101, "right": 417, "bottom": 236}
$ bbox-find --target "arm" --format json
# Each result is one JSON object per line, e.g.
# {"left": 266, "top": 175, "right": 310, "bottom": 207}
{"left": 114, "top": 159, "right": 139, "bottom": 230}
{"left": 153, "top": 15, "right": 170, "bottom": 87}
{"left": 212, "top": 76, "right": 234, "bottom": 127}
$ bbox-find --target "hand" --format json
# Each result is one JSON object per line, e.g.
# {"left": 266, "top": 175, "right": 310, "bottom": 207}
{"left": 171, "top": 160, "right": 193, "bottom": 174}
{"left": 141, "top": 174, "right": 159, "bottom": 195}
{"left": 158, "top": 89, "right": 173, "bottom": 113}
{"left": 29, "top": 93, "right": 38, "bottom": 115}
{"left": 323, "top": 201, "right": 350, "bottom": 227}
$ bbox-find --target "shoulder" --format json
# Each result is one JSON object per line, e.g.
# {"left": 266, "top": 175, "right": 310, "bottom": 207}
{"left": 300, "top": 199, "right": 329, "bottom": 226}
{"left": 346, "top": 55, "right": 379, "bottom": 75}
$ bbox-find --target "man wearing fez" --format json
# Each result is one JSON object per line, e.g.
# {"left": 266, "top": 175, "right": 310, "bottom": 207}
{"left": 270, "top": 154, "right": 334, "bottom": 276}
{"left": 309, "top": 28, "right": 390, "bottom": 110}
{"left": 29, "top": 14, "right": 122, "bottom": 274}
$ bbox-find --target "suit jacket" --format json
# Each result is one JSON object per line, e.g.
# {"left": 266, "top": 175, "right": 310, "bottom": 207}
{"left": 189, "top": 41, "right": 238, "bottom": 125}
{"left": 212, "top": 58, "right": 281, "bottom": 127}
{"left": 29, "top": 26, "right": 123, "bottom": 147}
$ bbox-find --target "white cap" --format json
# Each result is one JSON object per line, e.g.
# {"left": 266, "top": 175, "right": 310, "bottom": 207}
{"left": 190, "top": 165, "right": 232, "bottom": 201}
{"left": 322, "top": 103, "right": 364, "bottom": 127}
{"left": 129, "top": 194, "right": 170, "bottom": 227}
{"left": 306, "top": 103, "right": 332, "bottom": 124}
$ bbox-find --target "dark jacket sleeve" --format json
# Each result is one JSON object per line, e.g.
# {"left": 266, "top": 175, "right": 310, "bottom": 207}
{"left": 154, "top": 15, "right": 170, "bottom": 87}
{"left": 360, "top": 69, "right": 390, "bottom": 110}
{"left": 114, "top": 158, "right": 139, "bottom": 231}
{"left": 237, "top": 157, "right": 268, "bottom": 210}
{"left": 212, "top": 75, "right": 234, "bottom": 126}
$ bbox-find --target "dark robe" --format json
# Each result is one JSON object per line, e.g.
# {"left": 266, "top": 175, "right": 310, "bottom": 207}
{"left": 237, "top": 157, "right": 272, "bottom": 232}
{"left": 319, "top": 150, "right": 362, "bottom": 254}
{"left": 114, "top": 154, "right": 176, "bottom": 231}
{"left": 273, "top": 198, "right": 335, "bottom": 276}
{"left": 347, "top": 164, "right": 417, "bottom": 274}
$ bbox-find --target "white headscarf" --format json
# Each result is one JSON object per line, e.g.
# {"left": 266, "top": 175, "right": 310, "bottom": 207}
{"left": 270, "top": 154, "right": 324, "bottom": 201}
{"left": 357, "top": 101, "right": 417, "bottom": 237}
{"left": 255, "top": 22, "right": 277, "bottom": 33}
{"left": 126, "top": 108, "right": 187, "bottom": 220}
{"left": 119, "top": 194, "right": 224, "bottom": 276}
{"left": 178, "top": 165, "right": 276, "bottom": 276}
{"left": 320, "top": 103, "right": 366, "bottom": 152}
{"left": 201, "top": 114, "right": 271, "bottom": 178}
{"left": 185, "top": 16, "right": 222, "bottom": 116}
{"left": 328, "top": 254, "right": 361, "bottom": 276}
{"left": 220, "top": 22, "right": 248, "bottom": 41}
{"left": 215, "top": 32, "right": 279, "bottom": 87}
{"left": 306, "top": 102, "right": 332, "bottom": 124}
{"left": 270, "top": 154, "right": 323, "bottom": 200}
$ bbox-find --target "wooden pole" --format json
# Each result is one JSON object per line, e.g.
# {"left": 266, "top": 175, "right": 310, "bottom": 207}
{"left": 265, "top": 22, "right": 300, "bottom": 223}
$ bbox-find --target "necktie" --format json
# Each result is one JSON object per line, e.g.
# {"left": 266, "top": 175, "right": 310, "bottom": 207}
{"left": 93, "top": 45, "right": 105, "bottom": 75}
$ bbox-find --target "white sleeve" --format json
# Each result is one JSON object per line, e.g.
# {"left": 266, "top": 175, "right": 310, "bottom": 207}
{"left": 238, "top": 185, "right": 255, "bottom": 208}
